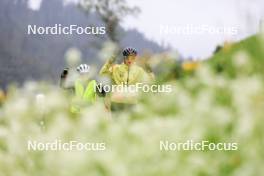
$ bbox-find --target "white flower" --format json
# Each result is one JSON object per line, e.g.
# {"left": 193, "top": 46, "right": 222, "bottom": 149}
{"left": 65, "top": 48, "right": 82, "bottom": 67}
{"left": 233, "top": 51, "right": 250, "bottom": 68}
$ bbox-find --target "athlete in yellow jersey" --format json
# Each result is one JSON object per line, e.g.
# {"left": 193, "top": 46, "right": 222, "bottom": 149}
{"left": 100, "top": 47, "right": 154, "bottom": 111}
{"left": 100, "top": 47, "right": 153, "bottom": 85}
{"left": 71, "top": 64, "right": 97, "bottom": 113}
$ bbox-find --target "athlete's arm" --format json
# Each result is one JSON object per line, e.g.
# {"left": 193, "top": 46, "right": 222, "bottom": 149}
{"left": 99, "top": 56, "right": 116, "bottom": 75}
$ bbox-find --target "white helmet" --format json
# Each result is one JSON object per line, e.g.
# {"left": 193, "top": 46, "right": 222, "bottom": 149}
{"left": 76, "top": 64, "right": 90, "bottom": 74}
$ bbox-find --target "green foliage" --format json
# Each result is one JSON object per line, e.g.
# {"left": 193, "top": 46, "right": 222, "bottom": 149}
{"left": 208, "top": 34, "right": 264, "bottom": 79}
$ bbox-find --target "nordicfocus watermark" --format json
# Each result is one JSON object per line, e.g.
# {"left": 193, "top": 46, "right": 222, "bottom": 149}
{"left": 27, "top": 139, "right": 106, "bottom": 151}
{"left": 160, "top": 140, "right": 238, "bottom": 151}
{"left": 96, "top": 83, "right": 172, "bottom": 93}
{"left": 27, "top": 24, "right": 106, "bottom": 35}
{"left": 160, "top": 24, "right": 238, "bottom": 36}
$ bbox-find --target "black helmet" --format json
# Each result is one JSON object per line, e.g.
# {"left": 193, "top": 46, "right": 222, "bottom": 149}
{"left": 122, "top": 47, "right": 137, "bottom": 57}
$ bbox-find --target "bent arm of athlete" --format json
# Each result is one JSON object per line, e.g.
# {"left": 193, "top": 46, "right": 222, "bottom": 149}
{"left": 99, "top": 56, "right": 116, "bottom": 76}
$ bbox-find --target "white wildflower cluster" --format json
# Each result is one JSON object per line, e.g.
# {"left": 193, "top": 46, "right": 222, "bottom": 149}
{"left": 0, "top": 40, "right": 264, "bottom": 176}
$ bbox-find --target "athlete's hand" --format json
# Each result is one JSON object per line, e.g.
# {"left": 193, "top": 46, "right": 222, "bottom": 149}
{"left": 60, "top": 68, "right": 69, "bottom": 78}
{"left": 108, "top": 55, "right": 117, "bottom": 64}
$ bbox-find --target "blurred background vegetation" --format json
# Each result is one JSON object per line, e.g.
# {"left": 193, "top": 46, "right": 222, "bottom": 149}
{"left": 0, "top": 0, "right": 169, "bottom": 90}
